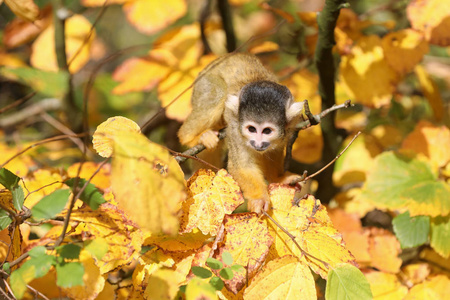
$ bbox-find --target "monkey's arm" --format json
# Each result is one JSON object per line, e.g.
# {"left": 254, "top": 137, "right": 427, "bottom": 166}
{"left": 178, "top": 74, "right": 227, "bottom": 148}
{"left": 227, "top": 156, "right": 269, "bottom": 214}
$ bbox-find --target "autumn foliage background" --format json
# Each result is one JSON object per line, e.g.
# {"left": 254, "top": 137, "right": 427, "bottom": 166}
{"left": 0, "top": 0, "right": 449, "bottom": 299}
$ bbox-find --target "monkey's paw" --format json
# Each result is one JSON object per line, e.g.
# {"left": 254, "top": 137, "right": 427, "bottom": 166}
{"left": 248, "top": 198, "right": 269, "bottom": 215}
{"left": 199, "top": 130, "right": 219, "bottom": 149}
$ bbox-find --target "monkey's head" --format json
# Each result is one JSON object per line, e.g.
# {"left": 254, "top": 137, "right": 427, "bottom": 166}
{"left": 226, "top": 80, "right": 304, "bottom": 152}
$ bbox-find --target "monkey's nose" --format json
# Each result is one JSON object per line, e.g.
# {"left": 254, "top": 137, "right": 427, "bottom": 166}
{"left": 250, "top": 141, "right": 270, "bottom": 151}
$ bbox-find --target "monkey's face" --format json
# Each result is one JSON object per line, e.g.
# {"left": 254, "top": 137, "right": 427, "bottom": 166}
{"left": 241, "top": 120, "right": 283, "bottom": 152}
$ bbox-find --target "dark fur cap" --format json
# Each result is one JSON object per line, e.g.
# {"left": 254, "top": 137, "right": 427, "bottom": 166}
{"left": 238, "top": 81, "right": 292, "bottom": 128}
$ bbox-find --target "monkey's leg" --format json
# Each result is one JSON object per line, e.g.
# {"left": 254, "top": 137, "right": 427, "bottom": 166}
{"left": 178, "top": 75, "right": 227, "bottom": 148}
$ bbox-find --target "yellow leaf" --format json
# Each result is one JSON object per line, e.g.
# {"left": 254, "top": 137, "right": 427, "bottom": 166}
{"left": 370, "top": 124, "right": 403, "bottom": 149}
{"left": 402, "top": 263, "right": 430, "bottom": 285}
{"left": 268, "top": 186, "right": 356, "bottom": 279}
{"left": 0, "top": 52, "right": 27, "bottom": 68}
{"left": 0, "top": 142, "right": 35, "bottom": 179}
{"left": 364, "top": 270, "right": 408, "bottom": 299}
{"left": 333, "top": 134, "right": 383, "bottom": 187}
{"left": 67, "top": 162, "right": 111, "bottom": 190}
{"left": 401, "top": 121, "right": 450, "bottom": 168}
{"left": 404, "top": 275, "right": 450, "bottom": 299}
{"left": 92, "top": 116, "right": 141, "bottom": 158}
{"left": 158, "top": 54, "right": 217, "bottom": 121}
{"left": 185, "top": 278, "right": 218, "bottom": 300}
{"left": 144, "top": 231, "right": 209, "bottom": 252}
{"left": 339, "top": 35, "right": 400, "bottom": 107}
{"left": 334, "top": 188, "right": 376, "bottom": 218}
{"left": 249, "top": 41, "right": 280, "bottom": 54}
{"left": 414, "top": 65, "right": 445, "bottom": 121}
{"left": 123, "top": 0, "right": 187, "bottom": 35}
{"left": 62, "top": 250, "right": 105, "bottom": 300}
{"left": 381, "top": 29, "right": 429, "bottom": 75}
{"left": 31, "top": 14, "right": 95, "bottom": 73}
{"left": 291, "top": 123, "right": 323, "bottom": 164}
{"left": 69, "top": 203, "right": 143, "bottom": 274}
{"left": 112, "top": 57, "right": 171, "bottom": 95}
{"left": 244, "top": 256, "right": 316, "bottom": 300}
{"left": 368, "top": 228, "right": 402, "bottom": 274}
{"left": 22, "top": 169, "right": 64, "bottom": 209}
{"left": 180, "top": 169, "right": 244, "bottom": 236}
{"left": 218, "top": 213, "right": 273, "bottom": 294}
{"left": 112, "top": 131, "right": 186, "bottom": 235}
{"left": 145, "top": 268, "right": 184, "bottom": 299}
{"left": 407, "top": 0, "right": 450, "bottom": 46}
{"left": 4, "top": 0, "right": 39, "bottom": 22}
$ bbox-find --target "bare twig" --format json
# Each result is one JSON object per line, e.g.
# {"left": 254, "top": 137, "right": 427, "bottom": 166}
{"left": 0, "top": 133, "right": 88, "bottom": 169}
{"left": 290, "top": 131, "right": 361, "bottom": 185}
{"left": 40, "top": 112, "right": 88, "bottom": 154}
{"left": 0, "top": 92, "right": 36, "bottom": 115}
{"left": 0, "top": 98, "right": 62, "bottom": 128}
{"left": 27, "top": 284, "right": 50, "bottom": 300}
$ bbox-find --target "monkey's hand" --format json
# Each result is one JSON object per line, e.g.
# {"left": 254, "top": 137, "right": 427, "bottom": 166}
{"left": 199, "top": 130, "right": 220, "bottom": 150}
{"left": 248, "top": 197, "right": 269, "bottom": 215}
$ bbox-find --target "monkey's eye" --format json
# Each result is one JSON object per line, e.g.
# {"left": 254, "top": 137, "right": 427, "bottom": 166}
{"left": 262, "top": 128, "right": 272, "bottom": 134}
{"left": 248, "top": 126, "right": 257, "bottom": 133}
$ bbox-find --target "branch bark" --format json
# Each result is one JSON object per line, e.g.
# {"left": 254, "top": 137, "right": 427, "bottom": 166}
{"left": 313, "top": 0, "right": 348, "bottom": 203}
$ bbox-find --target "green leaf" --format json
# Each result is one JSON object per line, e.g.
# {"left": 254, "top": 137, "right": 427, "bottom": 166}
{"left": 31, "top": 189, "right": 70, "bottom": 220}
{"left": 361, "top": 152, "right": 450, "bottom": 217}
{"left": 56, "top": 262, "right": 84, "bottom": 288}
{"left": 0, "top": 168, "right": 20, "bottom": 190}
{"left": 222, "top": 251, "right": 233, "bottom": 265}
{"left": 57, "top": 244, "right": 81, "bottom": 260}
{"left": 209, "top": 276, "right": 224, "bottom": 290}
{"left": 85, "top": 238, "right": 108, "bottom": 260}
{"left": 65, "top": 178, "right": 106, "bottom": 210}
{"left": 28, "top": 254, "right": 56, "bottom": 278}
{"left": 219, "top": 268, "right": 234, "bottom": 280}
{"left": 430, "top": 216, "right": 450, "bottom": 258}
{"left": 206, "top": 257, "right": 223, "bottom": 270}
{"left": 0, "top": 67, "right": 68, "bottom": 98}
{"left": 0, "top": 168, "right": 24, "bottom": 211}
{"left": 326, "top": 264, "right": 373, "bottom": 300}
{"left": 10, "top": 264, "right": 36, "bottom": 299}
{"left": 230, "top": 264, "right": 244, "bottom": 273}
{"left": 28, "top": 246, "right": 47, "bottom": 258}
{"left": 3, "top": 263, "right": 10, "bottom": 274}
{"left": 393, "top": 211, "right": 430, "bottom": 249}
{"left": 191, "top": 266, "right": 212, "bottom": 279}
{"left": 0, "top": 209, "right": 12, "bottom": 230}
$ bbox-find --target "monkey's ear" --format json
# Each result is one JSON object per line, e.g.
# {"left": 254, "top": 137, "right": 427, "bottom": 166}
{"left": 286, "top": 101, "right": 304, "bottom": 123}
{"left": 225, "top": 94, "right": 239, "bottom": 114}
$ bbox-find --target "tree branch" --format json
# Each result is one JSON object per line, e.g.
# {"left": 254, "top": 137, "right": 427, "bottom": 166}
{"left": 313, "top": 0, "right": 348, "bottom": 203}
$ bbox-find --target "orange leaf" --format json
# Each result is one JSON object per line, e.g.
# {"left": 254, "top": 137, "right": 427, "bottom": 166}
{"left": 367, "top": 228, "right": 402, "bottom": 274}
{"left": 31, "top": 14, "right": 95, "bottom": 73}
{"left": 180, "top": 169, "right": 244, "bottom": 236}
{"left": 407, "top": 0, "right": 450, "bottom": 46}
{"left": 401, "top": 121, "right": 450, "bottom": 168}
{"left": 381, "top": 29, "right": 429, "bottom": 75}
{"left": 217, "top": 213, "right": 273, "bottom": 294}
{"left": 339, "top": 35, "right": 400, "bottom": 107}
{"left": 4, "top": 0, "right": 39, "bottom": 22}
{"left": 123, "top": 0, "right": 187, "bottom": 35}
{"left": 244, "top": 256, "right": 316, "bottom": 300}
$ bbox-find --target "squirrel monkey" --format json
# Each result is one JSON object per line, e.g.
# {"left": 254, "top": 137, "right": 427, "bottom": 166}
{"left": 178, "top": 53, "right": 303, "bottom": 213}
